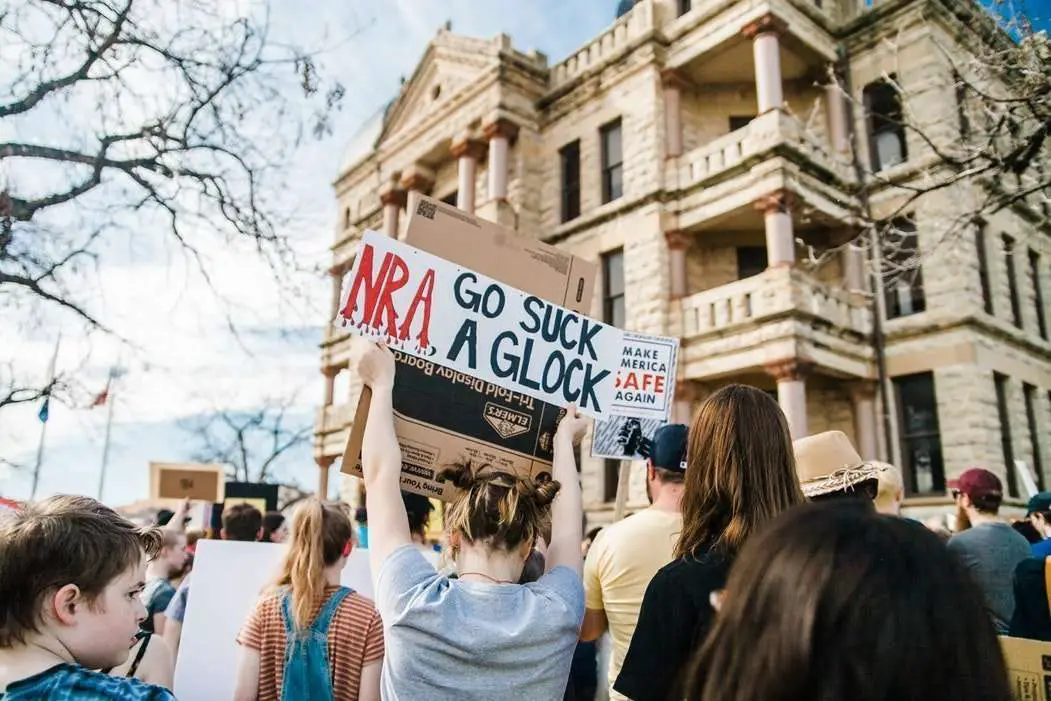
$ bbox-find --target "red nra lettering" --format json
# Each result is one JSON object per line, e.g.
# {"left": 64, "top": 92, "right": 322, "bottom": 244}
{"left": 343, "top": 245, "right": 436, "bottom": 349}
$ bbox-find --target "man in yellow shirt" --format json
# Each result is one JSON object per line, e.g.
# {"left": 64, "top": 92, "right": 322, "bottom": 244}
{"left": 581, "top": 424, "right": 686, "bottom": 700}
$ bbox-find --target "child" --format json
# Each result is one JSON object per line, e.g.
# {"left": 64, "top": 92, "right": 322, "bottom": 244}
{"left": 0, "top": 495, "right": 176, "bottom": 699}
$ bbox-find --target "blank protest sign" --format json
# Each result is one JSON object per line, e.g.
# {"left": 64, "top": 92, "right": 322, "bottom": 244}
{"left": 173, "top": 540, "right": 372, "bottom": 700}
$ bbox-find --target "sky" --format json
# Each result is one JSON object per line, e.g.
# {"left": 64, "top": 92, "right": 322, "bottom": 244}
{"left": 0, "top": 0, "right": 614, "bottom": 507}
{"left": 1, "top": 0, "right": 1046, "bottom": 507}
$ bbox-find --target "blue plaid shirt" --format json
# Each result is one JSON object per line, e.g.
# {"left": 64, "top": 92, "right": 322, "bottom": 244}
{"left": 0, "top": 663, "right": 175, "bottom": 700}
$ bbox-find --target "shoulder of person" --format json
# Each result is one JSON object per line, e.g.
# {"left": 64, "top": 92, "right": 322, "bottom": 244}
{"left": 50, "top": 666, "right": 173, "bottom": 700}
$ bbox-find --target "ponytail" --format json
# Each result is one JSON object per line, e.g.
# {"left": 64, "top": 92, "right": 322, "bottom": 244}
{"left": 273, "top": 498, "right": 352, "bottom": 630}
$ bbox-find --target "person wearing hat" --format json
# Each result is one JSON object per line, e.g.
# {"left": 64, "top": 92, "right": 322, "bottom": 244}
{"left": 1026, "top": 492, "right": 1051, "bottom": 557}
{"left": 793, "top": 430, "right": 885, "bottom": 503}
{"left": 580, "top": 423, "right": 687, "bottom": 700}
{"left": 947, "top": 468, "right": 1031, "bottom": 634}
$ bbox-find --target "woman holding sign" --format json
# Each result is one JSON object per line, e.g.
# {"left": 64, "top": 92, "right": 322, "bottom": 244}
{"left": 357, "top": 341, "right": 587, "bottom": 701}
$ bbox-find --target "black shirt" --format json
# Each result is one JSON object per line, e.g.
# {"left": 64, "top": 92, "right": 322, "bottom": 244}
{"left": 1011, "top": 557, "right": 1051, "bottom": 641}
{"left": 614, "top": 548, "right": 732, "bottom": 701}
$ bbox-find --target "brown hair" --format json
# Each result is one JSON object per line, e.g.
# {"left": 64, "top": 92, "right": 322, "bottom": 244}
{"left": 676, "top": 385, "right": 803, "bottom": 558}
{"left": 439, "top": 462, "right": 560, "bottom": 554}
{"left": 0, "top": 495, "right": 162, "bottom": 647}
{"left": 273, "top": 499, "right": 352, "bottom": 630}
{"left": 685, "top": 501, "right": 1013, "bottom": 701}
{"left": 222, "top": 502, "right": 262, "bottom": 542}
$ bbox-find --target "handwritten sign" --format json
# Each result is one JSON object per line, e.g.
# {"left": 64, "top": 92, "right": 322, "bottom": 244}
{"left": 336, "top": 231, "right": 625, "bottom": 418}
{"left": 150, "top": 462, "right": 225, "bottom": 502}
{"left": 610, "top": 333, "right": 678, "bottom": 420}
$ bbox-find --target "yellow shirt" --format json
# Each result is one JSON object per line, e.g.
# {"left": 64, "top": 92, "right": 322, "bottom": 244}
{"left": 583, "top": 507, "right": 682, "bottom": 698}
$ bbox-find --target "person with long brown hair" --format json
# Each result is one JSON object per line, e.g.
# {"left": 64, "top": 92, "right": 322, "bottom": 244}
{"left": 614, "top": 385, "right": 803, "bottom": 701}
{"left": 357, "top": 341, "right": 588, "bottom": 700}
{"left": 684, "top": 501, "right": 1014, "bottom": 701}
{"left": 233, "top": 499, "right": 383, "bottom": 701}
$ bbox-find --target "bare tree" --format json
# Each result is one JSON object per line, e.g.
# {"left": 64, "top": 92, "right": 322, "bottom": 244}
{"left": 1, "top": 0, "right": 351, "bottom": 403}
{"left": 180, "top": 394, "right": 312, "bottom": 486}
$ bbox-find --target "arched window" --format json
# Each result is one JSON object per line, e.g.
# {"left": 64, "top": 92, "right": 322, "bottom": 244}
{"left": 863, "top": 76, "right": 907, "bottom": 172}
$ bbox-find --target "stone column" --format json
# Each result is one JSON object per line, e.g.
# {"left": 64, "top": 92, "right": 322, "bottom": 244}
{"left": 850, "top": 382, "right": 879, "bottom": 461}
{"left": 825, "top": 78, "right": 850, "bottom": 155}
{"left": 323, "top": 367, "right": 337, "bottom": 406}
{"left": 380, "top": 187, "right": 406, "bottom": 238}
{"left": 317, "top": 456, "right": 334, "bottom": 499}
{"left": 661, "top": 69, "right": 688, "bottom": 158}
{"left": 329, "top": 269, "right": 343, "bottom": 320}
{"left": 450, "top": 137, "right": 486, "bottom": 214}
{"left": 673, "top": 381, "right": 697, "bottom": 425}
{"left": 755, "top": 190, "right": 795, "bottom": 267}
{"left": 842, "top": 244, "right": 867, "bottom": 292}
{"left": 743, "top": 14, "right": 787, "bottom": 114}
{"left": 483, "top": 118, "right": 520, "bottom": 202}
{"left": 766, "top": 359, "right": 810, "bottom": 439}
{"left": 665, "top": 230, "right": 692, "bottom": 300}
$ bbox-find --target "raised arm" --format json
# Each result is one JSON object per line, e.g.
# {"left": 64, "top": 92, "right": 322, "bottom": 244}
{"left": 163, "top": 498, "right": 189, "bottom": 533}
{"left": 357, "top": 342, "right": 411, "bottom": 590}
{"left": 545, "top": 404, "right": 588, "bottom": 576}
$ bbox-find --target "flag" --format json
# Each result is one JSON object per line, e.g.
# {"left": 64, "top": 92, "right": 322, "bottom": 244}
{"left": 37, "top": 396, "right": 50, "bottom": 423}
{"left": 91, "top": 380, "right": 110, "bottom": 408}
{"left": 37, "top": 336, "right": 61, "bottom": 424}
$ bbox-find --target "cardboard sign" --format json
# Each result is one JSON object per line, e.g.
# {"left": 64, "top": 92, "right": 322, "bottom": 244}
{"left": 592, "top": 416, "right": 668, "bottom": 461}
{"left": 149, "top": 462, "right": 225, "bottom": 502}
{"left": 173, "top": 540, "right": 372, "bottom": 700}
{"left": 1000, "top": 636, "right": 1051, "bottom": 700}
{"left": 344, "top": 349, "right": 567, "bottom": 499}
{"left": 224, "top": 481, "right": 279, "bottom": 512}
{"left": 336, "top": 231, "right": 623, "bottom": 417}
{"left": 341, "top": 200, "right": 597, "bottom": 500}
{"left": 610, "top": 332, "right": 679, "bottom": 420}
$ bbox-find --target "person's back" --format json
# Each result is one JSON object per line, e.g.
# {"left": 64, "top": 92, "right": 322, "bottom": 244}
{"left": 235, "top": 500, "right": 382, "bottom": 701}
{"left": 949, "top": 522, "right": 1031, "bottom": 633}
{"left": 377, "top": 546, "right": 583, "bottom": 698}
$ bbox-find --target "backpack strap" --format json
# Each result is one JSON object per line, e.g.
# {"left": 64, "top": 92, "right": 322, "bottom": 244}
{"left": 310, "top": 587, "right": 353, "bottom": 634}
{"left": 126, "top": 633, "right": 151, "bottom": 678}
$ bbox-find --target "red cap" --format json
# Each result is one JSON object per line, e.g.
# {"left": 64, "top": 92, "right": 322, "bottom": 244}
{"left": 948, "top": 468, "right": 1003, "bottom": 500}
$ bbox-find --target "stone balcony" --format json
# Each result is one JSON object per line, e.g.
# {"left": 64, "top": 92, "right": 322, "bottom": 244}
{"left": 675, "top": 109, "right": 853, "bottom": 192}
{"left": 314, "top": 402, "right": 357, "bottom": 459}
{"left": 674, "top": 266, "right": 875, "bottom": 380}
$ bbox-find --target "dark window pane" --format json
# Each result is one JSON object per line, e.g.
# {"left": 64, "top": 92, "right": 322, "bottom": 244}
{"left": 863, "top": 77, "right": 908, "bottom": 171}
{"left": 728, "top": 115, "right": 755, "bottom": 132}
{"left": 737, "top": 247, "right": 767, "bottom": 279}
{"left": 560, "top": 141, "right": 581, "bottom": 223}
{"left": 1031, "top": 250, "right": 1046, "bottom": 338}
{"left": 608, "top": 165, "right": 623, "bottom": 202}
{"left": 1025, "top": 384, "right": 1044, "bottom": 491}
{"left": 977, "top": 226, "right": 993, "bottom": 314}
{"left": 995, "top": 373, "right": 1019, "bottom": 497}
{"left": 894, "top": 372, "right": 945, "bottom": 495}
{"left": 678, "top": 0, "right": 691, "bottom": 15}
{"left": 1004, "top": 236, "right": 1022, "bottom": 327}
{"left": 601, "top": 119, "right": 623, "bottom": 204}
{"left": 882, "top": 217, "right": 926, "bottom": 319}
{"left": 611, "top": 297, "right": 626, "bottom": 329}
{"left": 440, "top": 191, "right": 458, "bottom": 206}
{"left": 605, "top": 250, "right": 625, "bottom": 297}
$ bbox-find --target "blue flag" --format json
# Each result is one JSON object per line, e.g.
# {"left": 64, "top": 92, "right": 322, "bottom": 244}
{"left": 37, "top": 397, "right": 49, "bottom": 423}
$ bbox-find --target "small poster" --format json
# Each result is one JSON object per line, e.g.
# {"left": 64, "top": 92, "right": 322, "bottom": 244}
{"left": 609, "top": 332, "right": 679, "bottom": 421}
{"left": 591, "top": 415, "right": 667, "bottom": 461}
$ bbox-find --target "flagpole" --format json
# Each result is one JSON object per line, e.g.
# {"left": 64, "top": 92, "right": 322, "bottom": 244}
{"left": 29, "top": 419, "right": 47, "bottom": 501}
{"left": 29, "top": 336, "right": 61, "bottom": 501}
{"left": 96, "top": 370, "right": 119, "bottom": 502}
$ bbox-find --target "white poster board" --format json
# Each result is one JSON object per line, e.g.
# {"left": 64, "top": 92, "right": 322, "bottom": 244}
{"left": 608, "top": 333, "right": 678, "bottom": 421}
{"left": 336, "top": 231, "right": 627, "bottom": 418}
{"left": 173, "top": 539, "right": 372, "bottom": 700}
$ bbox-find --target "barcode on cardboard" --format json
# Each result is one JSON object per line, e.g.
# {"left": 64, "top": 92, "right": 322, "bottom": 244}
{"left": 416, "top": 199, "right": 437, "bottom": 220}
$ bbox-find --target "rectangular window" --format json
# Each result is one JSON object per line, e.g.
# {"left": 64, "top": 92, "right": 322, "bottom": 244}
{"left": 560, "top": 140, "right": 581, "bottom": 223}
{"left": 728, "top": 115, "right": 755, "bottom": 132}
{"left": 1004, "top": 235, "right": 1022, "bottom": 328}
{"left": 882, "top": 217, "right": 926, "bottom": 319}
{"left": 678, "top": 0, "right": 692, "bottom": 15}
{"left": 604, "top": 459, "right": 621, "bottom": 502}
{"left": 603, "top": 249, "right": 626, "bottom": 329}
{"left": 600, "top": 119, "right": 624, "bottom": 204}
{"left": 976, "top": 225, "right": 993, "bottom": 314}
{"left": 737, "top": 246, "right": 768, "bottom": 279}
{"left": 1024, "top": 383, "right": 1045, "bottom": 491}
{"left": 863, "top": 76, "right": 908, "bottom": 172}
{"left": 894, "top": 372, "right": 945, "bottom": 495}
{"left": 995, "top": 372, "right": 1019, "bottom": 497}
{"left": 1031, "top": 249, "right": 1047, "bottom": 339}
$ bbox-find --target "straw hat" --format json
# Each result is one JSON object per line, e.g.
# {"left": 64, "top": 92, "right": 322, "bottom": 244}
{"left": 793, "top": 430, "right": 887, "bottom": 499}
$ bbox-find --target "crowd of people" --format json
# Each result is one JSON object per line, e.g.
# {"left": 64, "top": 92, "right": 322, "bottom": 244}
{"left": 0, "top": 339, "right": 1046, "bottom": 700}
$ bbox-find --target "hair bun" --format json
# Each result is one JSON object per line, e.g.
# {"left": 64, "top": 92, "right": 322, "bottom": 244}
{"left": 532, "top": 480, "right": 562, "bottom": 508}
{"left": 437, "top": 462, "right": 476, "bottom": 491}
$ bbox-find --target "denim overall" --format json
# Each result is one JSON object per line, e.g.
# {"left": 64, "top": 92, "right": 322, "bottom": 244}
{"left": 280, "top": 586, "right": 352, "bottom": 701}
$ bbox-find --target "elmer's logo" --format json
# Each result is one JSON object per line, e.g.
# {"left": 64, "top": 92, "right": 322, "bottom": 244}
{"left": 483, "top": 403, "right": 531, "bottom": 440}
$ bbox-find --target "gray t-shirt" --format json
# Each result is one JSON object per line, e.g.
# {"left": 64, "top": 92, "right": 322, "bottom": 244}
{"left": 948, "top": 521, "right": 1031, "bottom": 633}
{"left": 376, "top": 544, "right": 585, "bottom": 700}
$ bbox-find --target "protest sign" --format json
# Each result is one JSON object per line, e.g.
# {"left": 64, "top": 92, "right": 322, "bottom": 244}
{"left": 609, "top": 332, "right": 678, "bottom": 420}
{"left": 173, "top": 540, "right": 372, "bottom": 700}
{"left": 341, "top": 196, "right": 597, "bottom": 500}
{"left": 336, "top": 230, "right": 623, "bottom": 417}
{"left": 224, "top": 481, "right": 279, "bottom": 512}
{"left": 149, "top": 462, "right": 224, "bottom": 502}
{"left": 592, "top": 416, "right": 667, "bottom": 461}
{"left": 1000, "top": 636, "right": 1051, "bottom": 700}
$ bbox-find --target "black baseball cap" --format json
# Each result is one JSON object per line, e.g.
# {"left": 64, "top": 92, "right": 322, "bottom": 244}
{"left": 1027, "top": 492, "right": 1051, "bottom": 515}
{"left": 650, "top": 424, "right": 688, "bottom": 472}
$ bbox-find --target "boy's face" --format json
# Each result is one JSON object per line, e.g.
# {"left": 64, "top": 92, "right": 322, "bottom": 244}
{"left": 54, "top": 556, "right": 148, "bottom": 669}
{"left": 161, "top": 534, "right": 188, "bottom": 575}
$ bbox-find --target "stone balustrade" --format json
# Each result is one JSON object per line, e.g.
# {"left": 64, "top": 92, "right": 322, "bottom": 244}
{"left": 681, "top": 266, "right": 872, "bottom": 339}
{"left": 679, "top": 109, "right": 853, "bottom": 189}
{"left": 549, "top": 0, "right": 655, "bottom": 88}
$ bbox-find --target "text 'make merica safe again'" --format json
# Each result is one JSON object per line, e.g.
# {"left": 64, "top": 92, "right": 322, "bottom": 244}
{"left": 337, "top": 231, "right": 623, "bottom": 417}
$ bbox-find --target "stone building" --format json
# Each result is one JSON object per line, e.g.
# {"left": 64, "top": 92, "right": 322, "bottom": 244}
{"left": 315, "top": 0, "right": 1051, "bottom": 523}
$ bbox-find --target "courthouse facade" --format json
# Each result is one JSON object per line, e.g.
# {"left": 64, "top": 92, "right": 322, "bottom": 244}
{"left": 316, "top": 0, "right": 1051, "bottom": 522}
